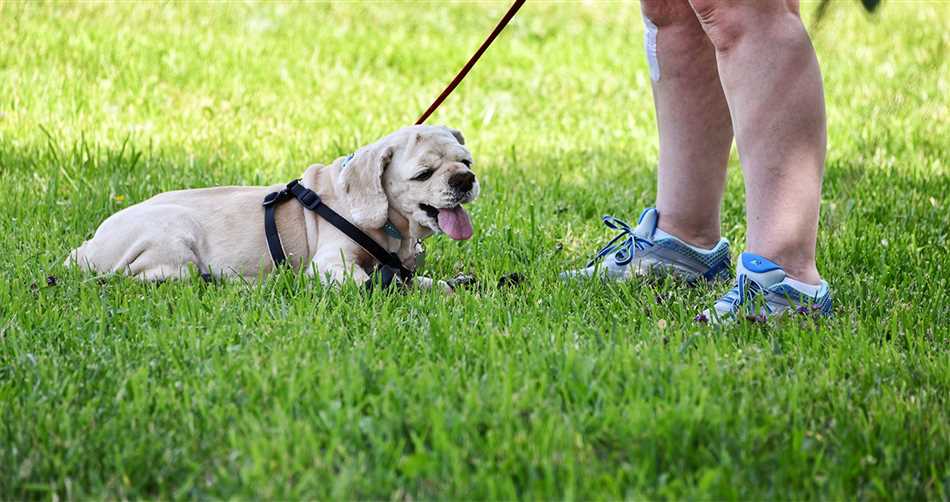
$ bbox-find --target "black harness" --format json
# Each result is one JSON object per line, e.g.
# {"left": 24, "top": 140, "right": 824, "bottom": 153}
{"left": 262, "top": 179, "right": 414, "bottom": 284}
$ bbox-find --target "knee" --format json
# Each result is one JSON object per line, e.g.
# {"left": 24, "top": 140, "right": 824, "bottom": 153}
{"left": 641, "top": 0, "right": 697, "bottom": 28}
{"left": 688, "top": 0, "right": 801, "bottom": 53}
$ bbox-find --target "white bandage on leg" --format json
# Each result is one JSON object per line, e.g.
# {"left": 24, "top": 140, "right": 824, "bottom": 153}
{"left": 643, "top": 15, "right": 660, "bottom": 82}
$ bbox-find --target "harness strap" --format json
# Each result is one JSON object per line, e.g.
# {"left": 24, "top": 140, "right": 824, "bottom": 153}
{"left": 263, "top": 189, "right": 294, "bottom": 266}
{"left": 262, "top": 179, "right": 413, "bottom": 281}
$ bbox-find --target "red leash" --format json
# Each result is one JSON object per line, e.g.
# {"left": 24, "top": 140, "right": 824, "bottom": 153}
{"left": 415, "top": 0, "right": 527, "bottom": 125}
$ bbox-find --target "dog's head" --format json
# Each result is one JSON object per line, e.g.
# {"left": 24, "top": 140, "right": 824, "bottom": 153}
{"left": 337, "top": 125, "right": 479, "bottom": 240}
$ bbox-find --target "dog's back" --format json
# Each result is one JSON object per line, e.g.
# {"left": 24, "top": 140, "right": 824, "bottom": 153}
{"left": 66, "top": 185, "right": 308, "bottom": 279}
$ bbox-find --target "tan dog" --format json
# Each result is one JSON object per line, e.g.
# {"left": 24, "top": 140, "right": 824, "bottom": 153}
{"left": 66, "top": 125, "right": 479, "bottom": 290}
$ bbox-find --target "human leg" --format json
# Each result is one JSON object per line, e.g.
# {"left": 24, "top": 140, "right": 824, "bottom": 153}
{"left": 561, "top": 0, "right": 735, "bottom": 283}
{"left": 642, "top": 0, "right": 735, "bottom": 249}
{"left": 687, "top": 0, "right": 826, "bottom": 283}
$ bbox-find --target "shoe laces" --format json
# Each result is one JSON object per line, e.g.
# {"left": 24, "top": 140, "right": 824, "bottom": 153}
{"left": 586, "top": 215, "right": 653, "bottom": 267}
{"left": 719, "top": 273, "right": 770, "bottom": 316}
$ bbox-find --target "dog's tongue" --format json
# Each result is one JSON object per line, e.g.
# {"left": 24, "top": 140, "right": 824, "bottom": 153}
{"left": 437, "top": 206, "right": 473, "bottom": 240}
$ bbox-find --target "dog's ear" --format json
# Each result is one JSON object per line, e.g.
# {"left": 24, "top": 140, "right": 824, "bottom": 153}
{"left": 441, "top": 126, "right": 465, "bottom": 145}
{"left": 337, "top": 144, "right": 394, "bottom": 229}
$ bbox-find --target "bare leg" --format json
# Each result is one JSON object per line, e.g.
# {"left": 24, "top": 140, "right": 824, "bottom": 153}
{"left": 642, "top": 0, "right": 734, "bottom": 249}
{"left": 688, "top": 0, "right": 825, "bottom": 283}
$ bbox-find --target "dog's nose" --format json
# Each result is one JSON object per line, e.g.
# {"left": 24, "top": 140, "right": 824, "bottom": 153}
{"left": 448, "top": 171, "right": 476, "bottom": 193}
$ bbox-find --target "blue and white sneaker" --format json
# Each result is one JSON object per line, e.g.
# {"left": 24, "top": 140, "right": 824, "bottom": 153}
{"left": 698, "top": 252, "right": 833, "bottom": 322}
{"left": 561, "top": 208, "right": 731, "bottom": 283}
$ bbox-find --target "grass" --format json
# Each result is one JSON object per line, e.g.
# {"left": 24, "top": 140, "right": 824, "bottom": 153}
{"left": 1, "top": 1, "right": 948, "bottom": 499}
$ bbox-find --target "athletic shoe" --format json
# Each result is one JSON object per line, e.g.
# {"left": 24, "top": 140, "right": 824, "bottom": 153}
{"left": 560, "top": 208, "right": 731, "bottom": 283}
{"left": 697, "top": 252, "right": 833, "bottom": 322}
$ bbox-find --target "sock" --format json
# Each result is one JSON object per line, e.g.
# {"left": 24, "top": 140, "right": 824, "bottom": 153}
{"left": 653, "top": 228, "right": 718, "bottom": 253}
{"left": 782, "top": 277, "right": 822, "bottom": 296}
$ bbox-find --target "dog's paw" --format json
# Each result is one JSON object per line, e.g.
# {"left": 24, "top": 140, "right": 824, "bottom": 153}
{"left": 413, "top": 276, "right": 452, "bottom": 295}
{"left": 438, "top": 280, "right": 455, "bottom": 295}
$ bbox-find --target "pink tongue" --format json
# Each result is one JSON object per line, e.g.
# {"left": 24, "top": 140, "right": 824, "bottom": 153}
{"left": 437, "top": 206, "right": 473, "bottom": 240}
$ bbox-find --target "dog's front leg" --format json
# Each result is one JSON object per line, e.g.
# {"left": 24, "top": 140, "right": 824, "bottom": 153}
{"left": 309, "top": 253, "right": 370, "bottom": 286}
{"left": 413, "top": 276, "right": 454, "bottom": 295}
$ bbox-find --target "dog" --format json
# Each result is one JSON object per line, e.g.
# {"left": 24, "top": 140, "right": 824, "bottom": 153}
{"left": 66, "top": 125, "right": 479, "bottom": 291}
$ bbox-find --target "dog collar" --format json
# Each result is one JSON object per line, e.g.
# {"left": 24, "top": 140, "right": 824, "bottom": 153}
{"left": 340, "top": 153, "right": 355, "bottom": 169}
{"left": 382, "top": 221, "right": 403, "bottom": 240}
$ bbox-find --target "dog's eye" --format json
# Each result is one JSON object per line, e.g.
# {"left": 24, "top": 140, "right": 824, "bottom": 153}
{"left": 460, "top": 159, "right": 472, "bottom": 168}
{"left": 411, "top": 169, "right": 436, "bottom": 182}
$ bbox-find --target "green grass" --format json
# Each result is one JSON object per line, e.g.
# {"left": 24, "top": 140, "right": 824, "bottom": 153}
{"left": 2, "top": 1, "right": 948, "bottom": 499}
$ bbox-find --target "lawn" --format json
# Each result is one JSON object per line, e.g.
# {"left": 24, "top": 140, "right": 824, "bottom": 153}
{"left": 1, "top": 1, "right": 948, "bottom": 499}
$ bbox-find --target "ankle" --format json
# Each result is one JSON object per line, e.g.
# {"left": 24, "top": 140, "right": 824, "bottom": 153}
{"left": 656, "top": 224, "right": 720, "bottom": 250}
{"left": 785, "top": 268, "right": 822, "bottom": 285}
{"left": 747, "top": 249, "right": 821, "bottom": 284}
